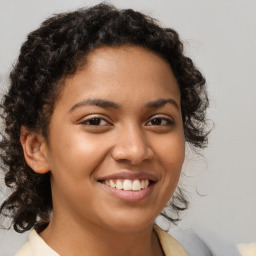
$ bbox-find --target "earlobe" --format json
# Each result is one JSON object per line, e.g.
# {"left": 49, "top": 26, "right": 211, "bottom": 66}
{"left": 20, "top": 126, "right": 50, "bottom": 174}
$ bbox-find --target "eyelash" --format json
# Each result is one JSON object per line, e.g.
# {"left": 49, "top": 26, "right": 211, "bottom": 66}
{"left": 81, "top": 116, "right": 174, "bottom": 127}
{"left": 146, "top": 117, "right": 174, "bottom": 126}
{"left": 81, "top": 117, "right": 110, "bottom": 126}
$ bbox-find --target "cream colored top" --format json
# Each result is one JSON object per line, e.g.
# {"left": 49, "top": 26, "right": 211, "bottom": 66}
{"left": 238, "top": 242, "right": 256, "bottom": 256}
{"left": 15, "top": 225, "right": 188, "bottom": 256}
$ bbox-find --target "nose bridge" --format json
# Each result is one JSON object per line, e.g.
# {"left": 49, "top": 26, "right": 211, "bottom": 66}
{"left": 112, "top": 121, "right": 152, "bottom": 164}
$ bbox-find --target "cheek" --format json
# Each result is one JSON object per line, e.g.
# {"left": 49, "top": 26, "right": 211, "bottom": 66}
{"left": 47, "top": 128, "right": 111, "bottom": 182}
{"left": 153, "top": 133, "right": 185, "bottom": 184}
{"left": 48, "top": 130, "right": 112, "bottom": 209}
{"left": 148, "top": 134, "right": 185, "bottom": 212}
{"left": 154, "top": 131, "right": 185, "bottom": 164}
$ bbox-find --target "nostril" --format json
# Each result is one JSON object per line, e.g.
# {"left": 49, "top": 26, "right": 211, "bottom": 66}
{"left": 111, "top": 129, "right": 153, "bottom": 164}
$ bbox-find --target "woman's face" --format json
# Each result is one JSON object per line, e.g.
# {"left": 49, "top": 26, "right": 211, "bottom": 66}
{"left": 44, "top": 45, "right": 185, "bottom": 232}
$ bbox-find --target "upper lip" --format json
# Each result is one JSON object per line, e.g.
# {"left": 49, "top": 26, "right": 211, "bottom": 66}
{"left": 97, "top": 171, "right": 158, "bottom": 182}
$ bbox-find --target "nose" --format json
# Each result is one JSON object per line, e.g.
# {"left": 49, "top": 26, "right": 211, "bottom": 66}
{"left": 111, "top": 123, "right": 154, "bottom": 165}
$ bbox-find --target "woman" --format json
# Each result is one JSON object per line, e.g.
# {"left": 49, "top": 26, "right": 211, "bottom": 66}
{"left": 0, "top": 3, "right": 209, "bottom": 255}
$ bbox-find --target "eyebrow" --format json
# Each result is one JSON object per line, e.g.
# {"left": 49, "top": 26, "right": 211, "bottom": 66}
{"left": 146, "top": 98, "right": 180, "bottom": 110}
{"left": 69, "top": 97, "right": 179, "bottom": 112}
{"left": 69, "top": 98, "right": 120, "bottom": 112}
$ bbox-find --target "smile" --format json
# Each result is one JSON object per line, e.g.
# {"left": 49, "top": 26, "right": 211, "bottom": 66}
{"left": 97, "top": 172, "right": 157, "bottom": 202}
{"left": 103, "top": 179, "right": 150, "bottom": 191}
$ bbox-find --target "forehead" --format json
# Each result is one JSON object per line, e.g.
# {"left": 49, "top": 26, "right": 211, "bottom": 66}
{"left": 84, "top": 45, "right": 175, "bottom": 84}
{"left": 56, "top": 45, "right": 180, "bottom": 110}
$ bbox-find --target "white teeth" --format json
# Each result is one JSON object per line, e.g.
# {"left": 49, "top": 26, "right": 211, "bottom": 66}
{"left": 123, "top": 179, "right": 132, "bottom": 190}
{"left": 109, "top": 180, "right": 116, "bottom": 188}
{"left": 104, "top": 179, "right": 150, "bottom": 191}
{"left": 141, "top": 180, "right": 145, "bottom": 189}
{"left": 132, "top": 180, "right": 141, "bottom": 191}
{"left": 116, "top": 179, "right": 123, "bottom": 190}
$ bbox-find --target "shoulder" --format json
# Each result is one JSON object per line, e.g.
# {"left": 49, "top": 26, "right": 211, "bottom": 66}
{"left": 14, "top": 229, "right": 60, "bottom": 256}
{"left": 15, "top": 242, "right": 33, "bottom": 256}
{"left": 154, "top": 225, "right": 188, "bottom": 256}
{"left": 170, "top": 226, "right": 241, "bottom": 256}
{"left": 169, "top": 226, "right": 214, "bottom": 256}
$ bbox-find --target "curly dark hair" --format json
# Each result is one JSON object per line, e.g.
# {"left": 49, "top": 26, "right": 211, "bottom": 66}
{"left": 0, "top": 3, "right": 209, "bottom": 233}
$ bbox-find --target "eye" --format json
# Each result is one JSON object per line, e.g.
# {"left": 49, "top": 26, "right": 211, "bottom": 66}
{"left": 146, "top": 116, "right": 174, "bottom": 126}
{"left": 82, "top": 117, "right": 110, "bottom": 126}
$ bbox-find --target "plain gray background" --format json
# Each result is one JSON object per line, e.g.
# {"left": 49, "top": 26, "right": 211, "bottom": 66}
{"left": 0, "top": 0, "right": 255, "bottom": 255}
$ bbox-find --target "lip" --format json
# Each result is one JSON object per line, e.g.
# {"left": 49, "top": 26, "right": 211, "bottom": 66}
{"left": 97, "top": 171, "right": 158, "bottom": 202}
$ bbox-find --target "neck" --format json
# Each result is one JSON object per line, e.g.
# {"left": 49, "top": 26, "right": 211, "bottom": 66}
{"left": 40, "top": 213, "right": 164, "bottom": 256}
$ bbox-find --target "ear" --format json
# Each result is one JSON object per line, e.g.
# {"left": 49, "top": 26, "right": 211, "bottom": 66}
{"left": 20, "top": 126, "right": 50, "bottom": 174}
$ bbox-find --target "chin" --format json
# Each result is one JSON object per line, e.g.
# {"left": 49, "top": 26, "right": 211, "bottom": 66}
{"left": 100, "top": 211, "right": 158, "bottom": 234}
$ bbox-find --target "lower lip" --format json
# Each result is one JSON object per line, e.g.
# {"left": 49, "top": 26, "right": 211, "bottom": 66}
{"left": 99, "top": 182, "right": 155, "bottom": 202}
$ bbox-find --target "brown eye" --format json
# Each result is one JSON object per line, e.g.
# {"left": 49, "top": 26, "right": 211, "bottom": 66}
{"left": 146, "top": 117, "right": 174, "bottom": 126}
{"left": 83, "top": 118, "right": 110, "bottom": 126}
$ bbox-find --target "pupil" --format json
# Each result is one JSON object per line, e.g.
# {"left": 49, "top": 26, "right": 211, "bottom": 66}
{"left": 152, "top": 118, "right": 161, "bottom": 125}
{"left": 89, "top": 118, "right": 100, "bottom": 125}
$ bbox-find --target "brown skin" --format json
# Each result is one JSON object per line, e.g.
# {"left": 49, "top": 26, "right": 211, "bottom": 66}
{"left": 21, "top": 46, "right": 185, "bottom": 256}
